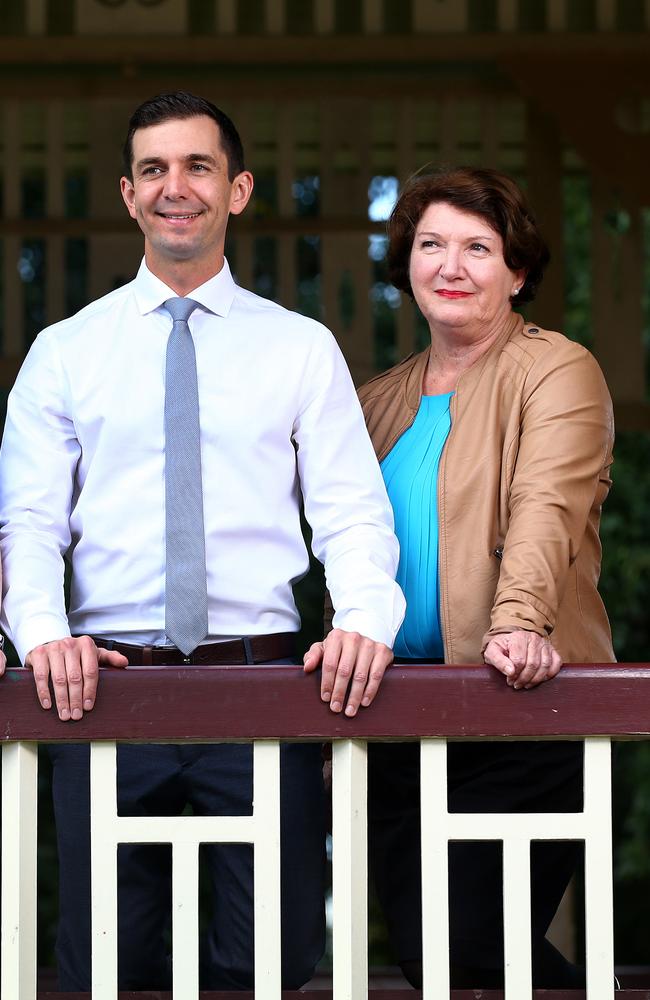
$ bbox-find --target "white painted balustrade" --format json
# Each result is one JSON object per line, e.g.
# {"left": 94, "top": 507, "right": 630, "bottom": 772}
{"left": 419, "top": 737, "right": 614, "bottom": 1000}
{"left": 1, "top": 733, "right": 617, "bottom": 999}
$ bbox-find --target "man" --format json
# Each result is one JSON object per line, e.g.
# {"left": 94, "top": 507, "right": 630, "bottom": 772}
{"left": 0, "top": 92, "right": 404, "bottom": 990}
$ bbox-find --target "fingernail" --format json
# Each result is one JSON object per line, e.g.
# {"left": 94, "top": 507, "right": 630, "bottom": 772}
{"left": 345, "top": 705, "right": 356, "bottom": 717}
{"left": 84, "top": 699, "right": 93, "bottom": 710}
{"left": 513, "top": 683, "right": 521, "bottom": 690}
{"left": 321, "top": 691, "right": 331, "bottom": 702}
{"left": 60, "top": 709, "right": 70, "bottom": 721}
{"left": 72, "top": 708, "right": 82, "bottom": 721}
{"left": 42, "top": 699, "right": 51, "bottom": 709}
{"left": 330, "top": 701, "right": 342, "bottom": 713}
{"left": 361, "top": 697, "right": 371, "bottom": 707}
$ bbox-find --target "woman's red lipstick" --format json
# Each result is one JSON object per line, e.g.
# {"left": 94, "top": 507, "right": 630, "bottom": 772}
{"left": 435, "top": 290, "right": 472, "bottom": 298}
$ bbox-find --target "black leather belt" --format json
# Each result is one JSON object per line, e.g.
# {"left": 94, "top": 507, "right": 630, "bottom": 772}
{"left": 93, "top": 632, "right": 296, "bottom": 666}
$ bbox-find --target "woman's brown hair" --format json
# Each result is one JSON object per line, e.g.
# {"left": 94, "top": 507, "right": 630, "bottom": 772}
{"left": 387, "top": 166, "right": 550, "bottom": 304}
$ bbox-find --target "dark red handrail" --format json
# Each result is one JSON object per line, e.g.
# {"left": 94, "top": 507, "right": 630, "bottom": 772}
{"left": 2, "top": 663, "right": 650, "bottom": 742}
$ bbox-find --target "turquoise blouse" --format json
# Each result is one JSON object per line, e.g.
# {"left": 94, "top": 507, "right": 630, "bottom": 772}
{"left": 380, "top": 392, "right": 453, "bottom": 659}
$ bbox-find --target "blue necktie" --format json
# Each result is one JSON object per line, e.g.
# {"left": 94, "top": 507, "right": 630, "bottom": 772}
{"left": 163, "top": 297, "right": 209, "bottom": 655}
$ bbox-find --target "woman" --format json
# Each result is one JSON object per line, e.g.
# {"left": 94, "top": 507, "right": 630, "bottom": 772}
{"left": 361, "top": 167, "right": 615, "bottom": 988}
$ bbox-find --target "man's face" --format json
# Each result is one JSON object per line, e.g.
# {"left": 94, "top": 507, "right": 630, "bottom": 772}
{"left": 120, "top": 115, "right": 252, "bottom": 283}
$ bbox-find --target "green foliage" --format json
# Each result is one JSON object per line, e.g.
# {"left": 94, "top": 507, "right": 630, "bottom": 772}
{"left": 563, "top": 174, "right": 593, "bottom": 350}
{"left": 600, "top": 433, "right": 650, "bottom": 962}
{"left": 563, "top": 173, "right": 650, "bottom": 962}
{"left": 613, "top": 743, "right": 650, "bottom": 961}
{"left": 615, "top": 744, "right": 650, "bottom": 883}
{"left": 600, "top": 432, "right": 650, "bottom": 662}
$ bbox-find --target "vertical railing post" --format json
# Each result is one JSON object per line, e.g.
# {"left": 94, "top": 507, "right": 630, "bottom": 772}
{"left": 584, "top": 736, "right": 615, "bottom": 1000}
{"left": 332, "top": 739, "right": 368, "bottom": 1000}
{"left": 252, "top": 740, "right": 282, "bottom": 1000}
{"left": 502, "top": 836, "right": 533, "bottom": 997}
{"left": 91, "top": 741, "right": 119, "bottom": 1000}
{"left": 172, "top": 841, "right": 200, "bottom": 996}
{"left": 1, "top": 742, "right": 38, "bottom": 1000}
{"left": 420, "top": 738, "right": 451, "bottom": 999}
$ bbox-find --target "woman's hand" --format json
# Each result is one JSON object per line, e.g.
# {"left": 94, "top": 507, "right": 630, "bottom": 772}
{"left": 0, "top": 649, "right": 6, "bottom": 677}
{"left": 483, "top": 630, "right": 562, "bottom": 689}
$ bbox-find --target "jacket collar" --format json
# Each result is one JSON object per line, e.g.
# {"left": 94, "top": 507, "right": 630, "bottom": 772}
{"left": 405, "top": 310, "right": 525, "bottom": 410}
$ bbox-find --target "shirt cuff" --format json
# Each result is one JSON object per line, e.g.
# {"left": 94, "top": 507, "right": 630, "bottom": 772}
{"left": 12, "top": 617, "right": 71, "bottom": 666}
{"left": 332, "top": 602, "right": 404, "bottom": 649}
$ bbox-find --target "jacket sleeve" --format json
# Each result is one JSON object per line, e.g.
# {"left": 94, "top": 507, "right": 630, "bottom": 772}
{"left": 482, "top": 341, "right": 614, "bottom": 647}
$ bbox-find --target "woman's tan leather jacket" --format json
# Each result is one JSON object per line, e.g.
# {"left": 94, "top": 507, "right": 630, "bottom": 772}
{"left": 358, "top": 312, "right": 616, "bottom": 665}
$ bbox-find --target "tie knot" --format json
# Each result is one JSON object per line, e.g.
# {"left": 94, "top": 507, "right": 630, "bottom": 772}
{"left": 163, "top": 297, "right": 199, "bottom": 324}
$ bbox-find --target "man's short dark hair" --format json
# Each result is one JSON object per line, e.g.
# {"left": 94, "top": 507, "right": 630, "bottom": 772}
{"left": 122, "top": 91, "right": 245, "bottom": 182}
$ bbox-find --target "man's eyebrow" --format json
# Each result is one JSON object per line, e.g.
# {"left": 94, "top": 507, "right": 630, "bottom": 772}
{"left": 185, "top": 153, "right": 218, "bottom": 165}
{"left": 135, "top": 157, "right": 165, "bottom": 169}
{"left": 135, "top": 153, "right": 218, "bottom": 170}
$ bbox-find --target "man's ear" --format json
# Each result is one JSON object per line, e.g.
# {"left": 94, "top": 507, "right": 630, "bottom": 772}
{"left": 120, "top": 176, "right": 137, "bottom": 220}
{"left": 229, "top": 171, "right": 254, "bottom": 217}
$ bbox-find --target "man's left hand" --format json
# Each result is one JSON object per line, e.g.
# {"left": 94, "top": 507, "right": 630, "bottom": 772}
{"left": 303, "top": 629, "right": 393, "bottom": 717}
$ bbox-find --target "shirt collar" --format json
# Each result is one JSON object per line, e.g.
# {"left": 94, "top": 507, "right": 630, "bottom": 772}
{"left": 132, "top": 257, "right": 237, "bottom": 318}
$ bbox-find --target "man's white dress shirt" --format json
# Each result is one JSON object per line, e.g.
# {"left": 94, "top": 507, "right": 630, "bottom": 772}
{"left": 0, "top": 259, "right": 405, "bottom": 663}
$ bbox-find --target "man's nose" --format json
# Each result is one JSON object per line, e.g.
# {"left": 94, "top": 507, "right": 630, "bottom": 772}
{"left": 162, "top": 167, "right": 189, "bottom": 199}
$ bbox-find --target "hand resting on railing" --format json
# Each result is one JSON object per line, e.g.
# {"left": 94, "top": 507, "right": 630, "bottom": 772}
{"left": 302, "top": 627, "right": 393, "bottom": 718}
{"left": 25, "top": 634, "right": 128, "bottom": 721}
{"left": 483, "top": 630, "right": 562, "bottom": 690}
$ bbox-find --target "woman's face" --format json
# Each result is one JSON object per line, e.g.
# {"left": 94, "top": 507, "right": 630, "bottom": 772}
{"left": 408, "top": 201, "right": 525, "bottom": 338}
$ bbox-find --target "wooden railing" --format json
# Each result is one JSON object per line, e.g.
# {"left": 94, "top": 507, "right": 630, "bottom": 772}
{"left": 3, "top": 662, "right": 650, "bottom": 999}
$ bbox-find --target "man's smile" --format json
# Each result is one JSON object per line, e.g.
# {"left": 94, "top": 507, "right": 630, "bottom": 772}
{"left": 158, "top": 211, "right": 203, "bottom": 221}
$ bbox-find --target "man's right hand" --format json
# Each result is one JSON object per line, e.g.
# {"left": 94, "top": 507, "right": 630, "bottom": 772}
{"left": 26, "top": 636, "right": 128, "bottom": 721}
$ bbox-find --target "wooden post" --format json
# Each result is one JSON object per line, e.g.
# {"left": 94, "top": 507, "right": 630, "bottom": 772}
{"left": 526, "top": 102, "right": 565, "bottom": 334}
